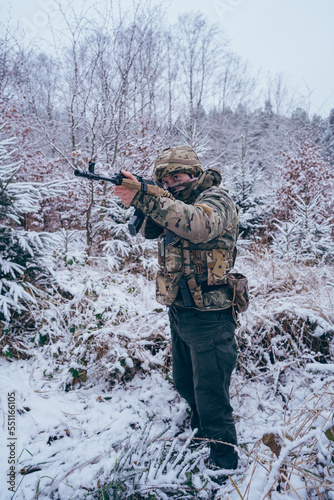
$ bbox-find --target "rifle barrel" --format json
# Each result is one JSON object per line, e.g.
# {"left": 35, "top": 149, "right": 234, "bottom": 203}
{"left": 74, "top": 169, "right": 123, "bottom": 185}
{"left": 74, "top": 167, "right": 154, "bottom": 236}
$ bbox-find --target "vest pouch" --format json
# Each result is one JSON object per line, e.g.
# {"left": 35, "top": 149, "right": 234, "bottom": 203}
{"left": 226, "top": 273, "right": 249, "bottom": 313}
{"left": 186, "top": 276, "right": 204, "bottom": 308}
{"left": 157, "top": 237, "right": 164, "bottom": 266}
{"left": 164, "top": 244, "right": 183, "bottom": 273}
{"left": 156, "top": 271, "right": 183, "bottom": 306}
{"left": 206, "top": 248, "right": 229, "bottom": 286}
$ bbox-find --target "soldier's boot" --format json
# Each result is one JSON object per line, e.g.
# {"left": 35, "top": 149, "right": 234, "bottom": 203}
{"left": 209, "top": 439, "right": 238, "bottom": 470}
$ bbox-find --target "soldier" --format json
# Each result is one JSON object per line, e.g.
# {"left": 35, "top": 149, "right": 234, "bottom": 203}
{"left": 114, "top": 145, "right": 240, "bottom": 471}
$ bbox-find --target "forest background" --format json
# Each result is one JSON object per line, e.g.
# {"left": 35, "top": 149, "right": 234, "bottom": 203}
{"left": 0, "top": 1, "right": 333, "bottom": 499}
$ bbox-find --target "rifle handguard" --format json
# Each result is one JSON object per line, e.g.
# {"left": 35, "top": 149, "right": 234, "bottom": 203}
{"left": 121, "top": 178, "right": 175, "bottom": 200}
{"left": 74, "top": 167, "right": 174, "bottom": 237}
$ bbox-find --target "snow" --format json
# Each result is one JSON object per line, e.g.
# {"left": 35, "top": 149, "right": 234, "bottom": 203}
{"left": 1, "top": 246, "right": 333, "bottom": 499}
{"left": 1, "top": 351, "right": 333, "bottom": 499}
{"left": 306, "top": 363, "right": 334, "bottom": 372}
{"left": 0, "top": 361, "right": 186, "bottom": 499}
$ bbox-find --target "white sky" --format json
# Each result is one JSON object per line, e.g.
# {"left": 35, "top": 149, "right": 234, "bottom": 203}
{"left": 166, "top": 0, "right": 334, "bottom": 117}
{"left": 3, "top": 0, "right": 334, "bottom": 117}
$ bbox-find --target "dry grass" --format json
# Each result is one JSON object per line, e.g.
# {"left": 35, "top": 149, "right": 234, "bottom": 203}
{"left": 228, "top": 379, "right": 334, "bottom": 500}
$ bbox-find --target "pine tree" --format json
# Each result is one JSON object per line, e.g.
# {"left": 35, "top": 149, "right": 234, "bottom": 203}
{"left": 224, "top": 134, "right": 268, "bottom": 238}
{"left": 272, "top": 136, "right": 334, "bottom": 260}
{"left": 0, "top": 98, "right": 67, "bottom": 231}
{"left": 0, "top": 135, "right": 64, "bottom": 336}
{"left": 276, "top": 137, "right": 333, "bottom": 222}
{"left": 271, "top": 221, "right": 299, "bottom": 260}
{"left": 272, "top": 195, "right": 334, "bottom": 263}
{"left": 322, "top": 108, "right": 334, "bottom": 166}
{"left": 292, "top": 196, "right": 334, "bottom": 262}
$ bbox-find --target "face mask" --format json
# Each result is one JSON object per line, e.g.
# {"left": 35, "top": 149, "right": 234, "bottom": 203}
{"left": 167, "top": 169, "right": 222, "bottom": 203}
{"left": 168, "top": 177, "right": 197, "bottom": 196}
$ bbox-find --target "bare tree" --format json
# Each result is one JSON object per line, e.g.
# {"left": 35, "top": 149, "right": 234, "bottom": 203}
{"left": 176, "top": 12, "right": 221, "bottom": 146}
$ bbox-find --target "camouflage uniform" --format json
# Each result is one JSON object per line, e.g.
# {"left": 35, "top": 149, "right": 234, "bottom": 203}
{"left": 131, "top": 146, "right": 239, "bottom": 469}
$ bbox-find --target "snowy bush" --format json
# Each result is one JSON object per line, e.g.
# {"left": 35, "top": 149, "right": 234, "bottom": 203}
{"left": 0, "top": 135, "right": 66, "bottom": 358}
{"left": 97, "top": 200, "right": 159, "bottom": 278}
{"left": 272, "top": 195, "right": 334, "bottom": 264}
{"left": 276, "top": 137, "right": 333, "bottom": 223}
{"left": 223, "top": 135, "right": 271, "bottom": 238}
{"left": 12, "top": 244, "right": 168, "bottom": 391}
{"left": 234, "top": 250, "right": 334, "bottom": 376}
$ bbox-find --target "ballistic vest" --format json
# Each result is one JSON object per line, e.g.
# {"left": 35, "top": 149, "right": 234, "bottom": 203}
{"left": 155, "top": 187, "right": 239, "bottom": 310}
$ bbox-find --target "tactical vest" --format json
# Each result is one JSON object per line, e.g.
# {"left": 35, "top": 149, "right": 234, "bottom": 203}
{"left": 155, "top": 201, "right": 239, "bottom": 310}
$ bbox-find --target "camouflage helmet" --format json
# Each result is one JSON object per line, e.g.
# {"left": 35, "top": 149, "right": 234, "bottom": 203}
{"left": 154, "top": 145, "right": 203, "bottom": 185}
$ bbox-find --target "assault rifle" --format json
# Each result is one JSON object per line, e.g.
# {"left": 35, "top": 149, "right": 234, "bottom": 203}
{"left": 75, "top": 162, "right": 195, "bottom": 307}
{"left": 74, "top": 161, "right": 155, "bottom": 236}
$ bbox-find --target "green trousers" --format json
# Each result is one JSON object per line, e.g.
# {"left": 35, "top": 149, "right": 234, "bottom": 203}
{"left": 168, "top": 304, "right": 238, "bottom": 469}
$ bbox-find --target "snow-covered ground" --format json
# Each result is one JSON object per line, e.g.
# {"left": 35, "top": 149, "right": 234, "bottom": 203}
{"left": 1, "top": 242, "right": 333, "bottom": 499}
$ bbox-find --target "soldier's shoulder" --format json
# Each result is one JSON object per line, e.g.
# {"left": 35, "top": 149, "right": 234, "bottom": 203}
{"left": 195, "top": 186, "right": 236, "bottom": 207}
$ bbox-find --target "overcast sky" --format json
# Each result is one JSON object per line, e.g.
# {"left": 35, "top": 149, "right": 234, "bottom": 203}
{"left": 3, "top": 0, "right": 334, "bottom": 117}
{"left": 167, "top": 0, "right": 334, "bottom": 117}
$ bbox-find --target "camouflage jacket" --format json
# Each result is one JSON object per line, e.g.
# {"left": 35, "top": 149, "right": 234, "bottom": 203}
{"left": 131, "top": 177, "right": 239, "bottom": 310}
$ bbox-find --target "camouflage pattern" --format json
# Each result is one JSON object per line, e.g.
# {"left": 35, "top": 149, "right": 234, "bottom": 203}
{"left": 181, "top": 239, "right": 204, "bottom": 308}
{"left": 206, "top": 248, "right": 230, "bottom": 286}
{"left": 133, "top": 186, "right": 235, "bottom": 243}
{"left": 156, "top": 271, "right": 183, "bottom": 305}
{"left": 202, "top": 287, "right": 233, "bottom": 308}
{"left": 131, "top": 169, "right": 239, "bottom": 310}
{"left": 154, "top": 145, "right": 203, "bottom": 185}
{"left": 227, "top": 273, "right": 249, "bottom": 313}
